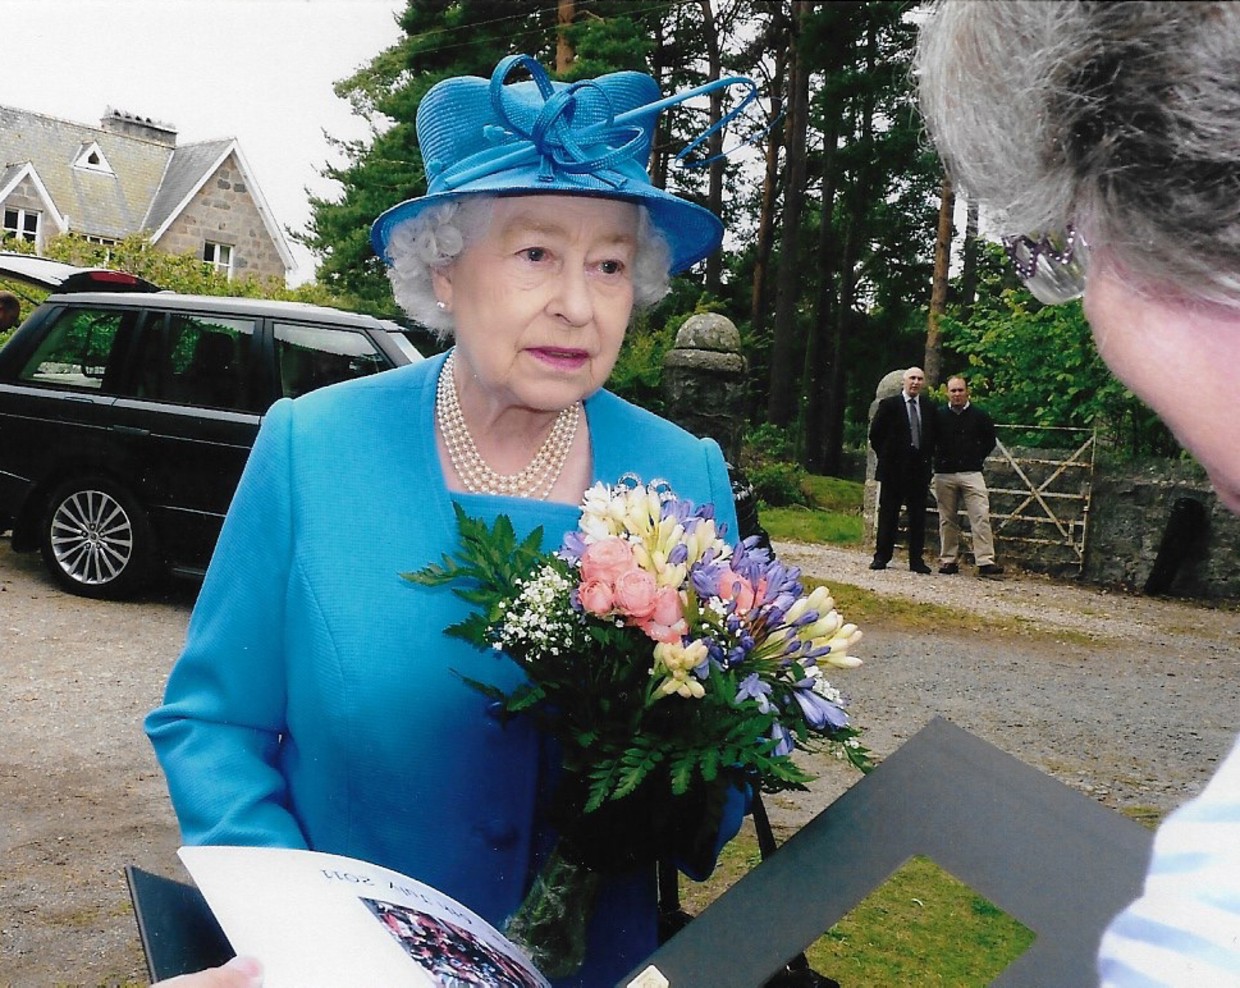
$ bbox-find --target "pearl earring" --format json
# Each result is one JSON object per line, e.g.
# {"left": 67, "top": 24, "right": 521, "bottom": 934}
{"left": 436, "top": 300, "right": 447, "bottom": 311}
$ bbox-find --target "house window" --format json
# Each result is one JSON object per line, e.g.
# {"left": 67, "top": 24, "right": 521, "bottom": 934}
{"left": 203, "top": 241, "right": 233, "bottom": 278}
{"left": 74, "top": 142, "right": 115, "bottom": 175}
{"left": 4, "top": 208, "right": 41, "bottom": 244}
{"left": 85, "top": 235, "right": 117, "bottom": 246}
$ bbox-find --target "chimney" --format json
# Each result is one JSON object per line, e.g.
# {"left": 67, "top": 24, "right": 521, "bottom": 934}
{"left": 100, "top": 107, "right": 177, "bottom": 146}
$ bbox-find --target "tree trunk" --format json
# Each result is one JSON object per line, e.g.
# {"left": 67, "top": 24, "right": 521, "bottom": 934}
{"left": 750, "top": 37, "right": 787, "bottom": 338}
{"left": 556, "top": 0, "right": 575, "bottom": 74}
{"left": 959, "top": 198, "right": 980, "bottom": 319}
{"left": 698, "top": 0, "right": 725, "bottom": 292}
{"left": 801, "top": 102, "right": 841, "bottom": 474}
{"left": 925, "top": 173, "right": 954, "bottom": 389}
{"left": 766, "top": 0, "right": 810, "bottom": 429}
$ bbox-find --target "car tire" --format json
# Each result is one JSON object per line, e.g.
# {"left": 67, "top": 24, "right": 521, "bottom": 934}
{"left": 39, "top": 476, "right": 156, "bottom": 599}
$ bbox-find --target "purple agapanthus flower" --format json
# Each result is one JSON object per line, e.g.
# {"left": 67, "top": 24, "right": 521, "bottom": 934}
{"left": 735, "top": 672, "right": 773, "bottom": 713}
{"left": 558, "top": 529, "right": 588, "bottom": 563}
{"left": 791, "top": 682, "right": 849, "bottom": 731}
{"left": 770, "top": 721, "right": 795, "bottom": 757}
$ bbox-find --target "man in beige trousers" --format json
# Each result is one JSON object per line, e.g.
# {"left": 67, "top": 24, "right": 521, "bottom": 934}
{"left": 933, "top": 376, "right": 1003, "bottom": 576}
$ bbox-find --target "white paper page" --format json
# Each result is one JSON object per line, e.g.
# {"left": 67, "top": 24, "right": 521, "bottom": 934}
{"left": 178, "top": 845, "right": 549, "bottom": 988}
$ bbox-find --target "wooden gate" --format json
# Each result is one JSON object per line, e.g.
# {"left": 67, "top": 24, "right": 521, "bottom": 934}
{"left": 981, "top": 426, "right": 1096, "bottom": 574}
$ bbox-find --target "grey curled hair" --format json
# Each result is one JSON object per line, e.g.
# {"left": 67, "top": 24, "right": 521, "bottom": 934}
{"left": 915, "top": 0, "right": 1240, "bottom": 308}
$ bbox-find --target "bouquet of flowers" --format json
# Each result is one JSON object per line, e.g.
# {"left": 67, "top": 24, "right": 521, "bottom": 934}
{"left": 407, "top": 476, "right": 868, "bottom": 977}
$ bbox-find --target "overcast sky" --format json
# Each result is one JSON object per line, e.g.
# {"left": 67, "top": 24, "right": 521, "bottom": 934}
{"left": 6, "top": 0, "right": 408, "bottom": 283}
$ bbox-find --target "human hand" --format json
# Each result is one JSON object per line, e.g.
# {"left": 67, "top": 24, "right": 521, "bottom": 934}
{"left": 151, "top": 955, "right": 263, "bottom": 987}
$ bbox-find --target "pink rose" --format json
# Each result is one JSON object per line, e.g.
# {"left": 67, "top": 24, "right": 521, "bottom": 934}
{"left": 614, "top": 567, "right": 658, "bottom": 619}
{"left": 578, "top": 578, "right": 615, "bottom": 616}
{"left": 650, "top": 586, "right": 684, "bottom": 626}
{"left": 579, "top": 538, "right": 635, "bottom": 585}
{"left": 638, "top": 615, "right": 689, "bottom": 645}
{"left": 719, "top": 570, "right": 769, "bottom": 614}
{"left": 636, "top": 587, "right": 686, "bottom": 643}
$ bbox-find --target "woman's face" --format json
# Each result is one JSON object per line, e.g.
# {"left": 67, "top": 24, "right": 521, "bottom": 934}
{"left": 1085, "top": 265, "right": 1240, "bottom": 513}
{"left": 434, "top": 195, "right": 639, "bottom": 415}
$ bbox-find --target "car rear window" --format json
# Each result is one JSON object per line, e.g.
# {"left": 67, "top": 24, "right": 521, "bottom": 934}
{"left": 274, "top": 321, "right": 389, "bottom": 399}
{"left": 132, "top": 312, "right": 257, "bottom": 410}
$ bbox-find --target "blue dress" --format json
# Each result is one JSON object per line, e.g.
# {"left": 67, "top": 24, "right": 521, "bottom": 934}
{"left": 146, "top": 352, "right": 741, "bottom": 986}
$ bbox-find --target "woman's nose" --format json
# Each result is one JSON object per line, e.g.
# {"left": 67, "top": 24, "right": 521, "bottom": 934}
{"left": 549, "top": 267, "right": 593, "bottom": 326}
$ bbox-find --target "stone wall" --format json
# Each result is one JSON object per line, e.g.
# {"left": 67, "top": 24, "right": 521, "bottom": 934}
{"left": 1083, "top": 465, "right": 1240, "bottom": 600}
{"left": 865, "top": 450, "right": 1240, "bottom": 600}
{"left": 155, "top": 153, "right": 286, "bottom": 281}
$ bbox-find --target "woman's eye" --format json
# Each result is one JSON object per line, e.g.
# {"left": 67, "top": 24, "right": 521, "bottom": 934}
{"left": 521, "top": 247, "right": 548, "bottom": 263}
{"left": 598, "top": 259, "right": 625, "bottom": 275}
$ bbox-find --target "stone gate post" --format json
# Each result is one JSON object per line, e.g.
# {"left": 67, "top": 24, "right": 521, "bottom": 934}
{"left": 661, "top": 312, "right": 746, "bottom": 465}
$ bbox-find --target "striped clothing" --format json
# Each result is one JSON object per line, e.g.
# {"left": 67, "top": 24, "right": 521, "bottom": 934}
{"left": 1098, "top": 735, "right": 1240, "bottom": 986}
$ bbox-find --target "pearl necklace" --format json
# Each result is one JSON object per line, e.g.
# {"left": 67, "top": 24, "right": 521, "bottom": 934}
{"left": 436, "top": 351, "right": 581, "bottom": 500}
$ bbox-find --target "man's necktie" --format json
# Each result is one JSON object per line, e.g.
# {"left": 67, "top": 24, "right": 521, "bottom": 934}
{"left": 908, "top": 398, "right": 921, "bottom": 449}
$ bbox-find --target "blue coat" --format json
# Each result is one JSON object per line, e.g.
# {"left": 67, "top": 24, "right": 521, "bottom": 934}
{"left": 146, "top": 352, "right": 741, "bottom": 986}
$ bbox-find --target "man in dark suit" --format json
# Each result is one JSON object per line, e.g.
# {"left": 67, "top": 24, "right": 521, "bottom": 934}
{"left": 869, "top": 366, "right": 936, "bottom": 572}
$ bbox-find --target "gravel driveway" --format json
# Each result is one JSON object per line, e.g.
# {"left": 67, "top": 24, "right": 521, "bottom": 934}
{"left": 2, "top": 539, "right": 1238, "bottom": 986}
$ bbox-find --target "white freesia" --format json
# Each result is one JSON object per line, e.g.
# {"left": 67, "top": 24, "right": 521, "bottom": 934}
{"left": 652, "top": 639, "right": 708, "bottom": 699}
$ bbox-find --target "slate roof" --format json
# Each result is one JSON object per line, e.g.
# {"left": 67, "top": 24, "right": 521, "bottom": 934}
{"left": 144, "top": 139, "right": 234, "bottom": 232}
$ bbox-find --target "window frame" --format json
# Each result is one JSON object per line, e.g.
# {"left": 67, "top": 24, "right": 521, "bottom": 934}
{"left": 202, "top": 241, "right": 234, "bottom": 279}
{"left": 4, "top": 207, "right": 42, "bottom": 245}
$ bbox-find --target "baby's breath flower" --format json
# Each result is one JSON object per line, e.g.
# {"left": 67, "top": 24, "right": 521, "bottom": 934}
{"left": 492, "top": 565, "right": 583, "bottom": 660}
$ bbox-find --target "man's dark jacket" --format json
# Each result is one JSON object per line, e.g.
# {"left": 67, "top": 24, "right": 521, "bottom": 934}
{"left": 933, "top": 403, "right": 996, "bottom": 474}
{"left": 869, "top": 392, "right": 937, "bottom": 482}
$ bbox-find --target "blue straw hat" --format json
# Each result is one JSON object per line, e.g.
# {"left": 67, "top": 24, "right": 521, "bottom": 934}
{"left": 371, "top": 54, "right": 756, "bottom": 275}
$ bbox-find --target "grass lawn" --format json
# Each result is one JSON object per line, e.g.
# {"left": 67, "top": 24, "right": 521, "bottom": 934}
{"left": 683, "top": 834, "right": 1036, "bottom": 986}
{"left": 759, "top": 474, "right": 865, "bottom": 546}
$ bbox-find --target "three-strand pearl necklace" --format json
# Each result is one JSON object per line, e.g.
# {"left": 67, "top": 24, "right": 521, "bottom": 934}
{"left": 435, "top": 351, "right": 581, "bottom": 500}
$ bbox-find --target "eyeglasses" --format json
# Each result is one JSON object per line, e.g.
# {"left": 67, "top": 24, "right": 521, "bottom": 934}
{"left": 1001, "top": 226, "right": 1089, "bottom": 305}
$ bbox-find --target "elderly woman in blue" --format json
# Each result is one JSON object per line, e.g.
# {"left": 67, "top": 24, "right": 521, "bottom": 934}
{"left": 146, "top": 55, "right": 751, "bottom": 986}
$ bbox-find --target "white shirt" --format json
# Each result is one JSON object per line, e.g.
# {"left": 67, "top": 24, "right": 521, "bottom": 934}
{"left": 1097, "top": 734, "right": 1240, "bottom": 985}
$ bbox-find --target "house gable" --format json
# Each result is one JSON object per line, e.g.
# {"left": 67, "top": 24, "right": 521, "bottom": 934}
{"left": 149, "top": 144, "right": 294, "bottom": 280}
{"left": 0, "top": 162, "right": 69, "bottom": 248}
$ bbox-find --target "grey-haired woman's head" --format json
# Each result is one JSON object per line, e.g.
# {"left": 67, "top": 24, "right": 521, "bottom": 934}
{"left": 916, "top": 0, "right": 1240, "bottom": 308}
{"left": 383, "top": 195, "right": 672, "bottom": 339}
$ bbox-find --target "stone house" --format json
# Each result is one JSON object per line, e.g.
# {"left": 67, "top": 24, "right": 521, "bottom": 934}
{"left": 0, "top": 105, "right": 293, "bottom": 281}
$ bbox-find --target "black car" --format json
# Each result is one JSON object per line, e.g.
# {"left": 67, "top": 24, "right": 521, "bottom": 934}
{"left": 0, "top": 288, "right": 421, "bottom": 599}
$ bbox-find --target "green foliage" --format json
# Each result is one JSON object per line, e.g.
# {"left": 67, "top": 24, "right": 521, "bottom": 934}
{"left": 758, "top": 473, "right": 864, "bottom": 545}
{"left": 748, "top": 461, "right": 811, "bottom": 508}
{"left": 942, "top": 244, "right": 1179, "bottom": 459}
{"left": 740, "top": 423, "right": 810, "bottom": 507}
{"left": 801, "top": 474, "right": 864, "bottom": 514}
{"left": 608, "top": 315, "right": 675, "bottom": 415}
{"left": 40, "top": 233, "right": 344, "bottom": 306}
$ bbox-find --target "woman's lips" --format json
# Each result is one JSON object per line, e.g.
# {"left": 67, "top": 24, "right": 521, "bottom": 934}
{"left": 528, "top": 347, "right": 589, "bottom": 370}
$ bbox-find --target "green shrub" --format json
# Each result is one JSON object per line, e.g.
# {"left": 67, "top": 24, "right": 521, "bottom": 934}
{"left": 747, "top": 460, "right": 810, "bottom": 508}
{"left": 742, "top": 422, "right": 798, "bottom": 466}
